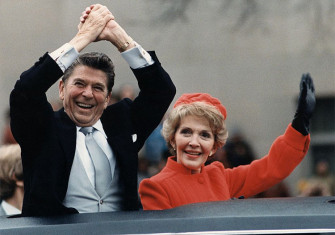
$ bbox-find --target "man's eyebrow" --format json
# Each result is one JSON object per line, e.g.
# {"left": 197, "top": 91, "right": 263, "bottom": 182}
{"left": 72, "top": 77, "right": 84, "bottom": 82}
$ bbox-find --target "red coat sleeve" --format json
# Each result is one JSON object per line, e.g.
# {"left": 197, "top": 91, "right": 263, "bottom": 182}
{"left": 139, "top": 178, "right": 172, "bottom": 210}
{"left": 224, "top": 124, "right": 310, "bottom": 198}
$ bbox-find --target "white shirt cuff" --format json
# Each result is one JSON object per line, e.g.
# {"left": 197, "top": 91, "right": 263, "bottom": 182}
{"left": 49, "top": 43, "right": 79, "bottom": 72}
{"left": 121, "top": 42, "right": 154, "bottom": 69}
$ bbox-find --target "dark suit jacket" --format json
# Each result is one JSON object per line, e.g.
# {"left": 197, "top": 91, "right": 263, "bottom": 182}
{"left": 10, "top": 51, "right": 176, "bottom": 217}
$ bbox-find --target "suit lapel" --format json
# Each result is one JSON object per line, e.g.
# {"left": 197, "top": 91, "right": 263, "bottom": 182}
{"left": 55, "top": 109, "right": 77, "bottom": 172}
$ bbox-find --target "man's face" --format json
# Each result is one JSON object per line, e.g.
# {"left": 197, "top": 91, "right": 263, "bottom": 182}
{"left": 59, "top": 65, "right": 111, "bottom": 127}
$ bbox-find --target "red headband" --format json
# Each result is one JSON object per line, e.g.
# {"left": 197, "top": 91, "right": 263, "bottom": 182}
{"left": 173, "top": 93, "right": 227, "bottom": 120}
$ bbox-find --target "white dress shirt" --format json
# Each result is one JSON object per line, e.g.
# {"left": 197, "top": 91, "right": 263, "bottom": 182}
{"left": 1, "top": 200, "right": 21, "bottom": 216}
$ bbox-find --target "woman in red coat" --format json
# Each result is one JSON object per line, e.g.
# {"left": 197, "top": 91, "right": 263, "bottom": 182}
{"left": 139, "top": 74, "right": 315, "bottom": 210}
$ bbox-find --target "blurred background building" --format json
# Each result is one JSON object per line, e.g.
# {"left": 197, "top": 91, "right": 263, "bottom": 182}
{"left": 0, "top": 0, "right": 334, "bottom": 196}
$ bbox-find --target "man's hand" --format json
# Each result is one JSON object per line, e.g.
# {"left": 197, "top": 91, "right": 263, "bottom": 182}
{"left": 79, "top": 5, "right": 135, "bottom": 52}
{"left": 78, "top": 5, "right": 94, "bottom": 29}
{"left": 292, "top": 73, "right": 316, "bottom": 135}
{"left": 70, "top": 4, "right": 114, "bottom": 52}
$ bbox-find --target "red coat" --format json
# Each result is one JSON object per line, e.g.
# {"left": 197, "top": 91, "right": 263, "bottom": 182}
{"left": 139, "top": 124, "right": 310, "bottom": 210}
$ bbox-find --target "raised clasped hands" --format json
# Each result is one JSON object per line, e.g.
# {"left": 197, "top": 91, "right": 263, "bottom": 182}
{"left": 78, "top": 4, "right": 130, "bottom": 51}
{"left": 77, "top": 4, "right": 114, "bottom": 43}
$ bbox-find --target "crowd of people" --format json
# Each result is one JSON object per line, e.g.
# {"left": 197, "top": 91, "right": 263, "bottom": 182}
{"left": 0, "top": 3, "right": 332, "bottom": 219}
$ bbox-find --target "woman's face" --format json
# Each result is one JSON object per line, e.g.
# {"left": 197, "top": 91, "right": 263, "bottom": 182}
{"left": 172, "top": 115, "right": 215, "bottom": 174}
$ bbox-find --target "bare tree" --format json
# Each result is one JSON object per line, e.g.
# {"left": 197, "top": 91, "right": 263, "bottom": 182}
{"left": 148, "top": 0, "right": 334, "bottom": 52}
{"left": 151, "top": 0, "right": 192, "bottom": 23}
{"left": 294, "top": 0, "right": 335, "bottom": 53}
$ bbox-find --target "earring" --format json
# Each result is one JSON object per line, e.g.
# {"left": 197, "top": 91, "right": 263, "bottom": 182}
{"left": 209, "top": 151, "right": 213, "bottom": 157}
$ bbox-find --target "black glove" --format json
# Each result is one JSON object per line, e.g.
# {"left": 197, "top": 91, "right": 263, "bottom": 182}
{"left": 292, "top": 73, "right": 316, "bottom": 135}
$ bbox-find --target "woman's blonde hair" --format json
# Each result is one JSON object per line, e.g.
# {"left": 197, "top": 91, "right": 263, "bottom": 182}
{"left": 0, "top": 144, "right": 22, "bottom": 200}
{"left": 162, "top": 102, "right": 228, "bottom": 156}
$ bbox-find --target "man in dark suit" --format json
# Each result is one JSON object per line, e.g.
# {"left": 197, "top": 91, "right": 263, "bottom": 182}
{"left": 10, "top": 4, "right": 175, "bottom": 217}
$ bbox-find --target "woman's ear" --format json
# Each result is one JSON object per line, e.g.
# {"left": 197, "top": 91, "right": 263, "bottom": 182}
{"left": 209, "top": 148, "right": 218, "bottom": 157}
{"left": 170, "top": 140, "right": 176, "bottom": 150}
{"left": 12, "top": 173, "right": 24, "bottom": 187}
{"left": 16, "top": 180, "right": 24, "bottom": 188}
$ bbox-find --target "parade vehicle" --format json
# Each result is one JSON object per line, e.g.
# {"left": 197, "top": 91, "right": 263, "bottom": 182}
{"left": 0, "top": 196, "right": 334, "bottom": 234}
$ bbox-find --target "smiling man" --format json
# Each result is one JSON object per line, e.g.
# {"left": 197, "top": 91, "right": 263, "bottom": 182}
{"left": 59, "top": 54, "right": 113, "bottom": 127}
{"left": 10, "top": 4, "right": 175, "bottom": 217}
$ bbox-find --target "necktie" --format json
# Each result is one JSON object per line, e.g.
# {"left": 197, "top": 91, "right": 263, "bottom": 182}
{"left": 80, "top": 127, "right": 112, "bottom": 197}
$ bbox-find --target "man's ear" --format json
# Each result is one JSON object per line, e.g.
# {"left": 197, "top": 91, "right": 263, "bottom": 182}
{"left": 104, "top": 92, "right": 112, "bottom": 109}
{"left": 59, "top": 80, "right": 65, "bottom": 100}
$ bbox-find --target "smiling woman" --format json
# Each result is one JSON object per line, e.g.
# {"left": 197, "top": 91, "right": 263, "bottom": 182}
{"left": 173, "top": 115, "right": 216, "bottom": 174}
{"left": 139, "top": 76, "right": 315, "bottom": 210}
